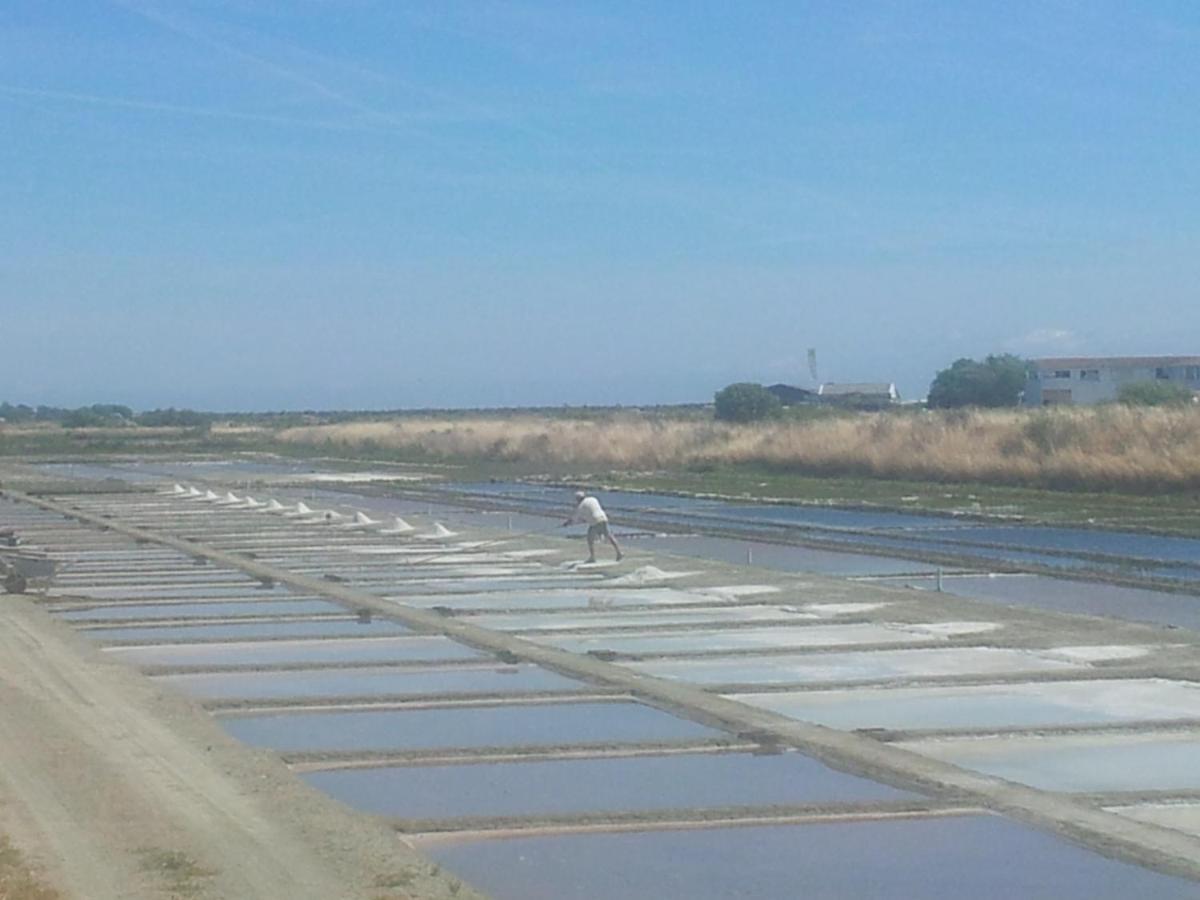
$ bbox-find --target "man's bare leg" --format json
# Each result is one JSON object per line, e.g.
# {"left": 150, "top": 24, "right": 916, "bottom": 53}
{"left": 607, "top": 530, "right": 622, "bottom": 561}
{"left": 586, "top": 531, "right": 597, "bottom": 563}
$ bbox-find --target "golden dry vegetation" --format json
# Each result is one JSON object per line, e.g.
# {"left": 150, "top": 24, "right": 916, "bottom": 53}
{"left": 0, "top": 836, "right": 62, "bottom": 900}
{"left": 277, "top": 406, "right": 1200, "bottom": 493}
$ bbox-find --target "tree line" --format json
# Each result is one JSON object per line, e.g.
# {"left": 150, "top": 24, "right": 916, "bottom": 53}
{"left": 0, "top": 403, "right": 211, "bottom": 428}
{"left": 714, "top": 353, "right": 1195, "bottom": 422}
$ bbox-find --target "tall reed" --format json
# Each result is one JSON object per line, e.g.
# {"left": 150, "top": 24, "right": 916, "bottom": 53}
{"left": 276, "top": 406, "right": 1200, "bottom": 493}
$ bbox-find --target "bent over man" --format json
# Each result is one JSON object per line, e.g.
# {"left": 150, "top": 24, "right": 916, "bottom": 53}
{"left": 563, "top": 490, "right": 622, "bottom": 563}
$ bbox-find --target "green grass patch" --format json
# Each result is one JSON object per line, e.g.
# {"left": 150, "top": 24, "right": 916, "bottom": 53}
{"left": 136, "top": 847, "right": 215, "bottom": 898}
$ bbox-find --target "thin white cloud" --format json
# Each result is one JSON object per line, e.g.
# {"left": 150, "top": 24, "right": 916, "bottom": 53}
{"left": 1003, "top": 328, "right": 1083, "bottom": 354}
{"left": 0, "top": 83, "right": 386, "bottom": 133}
{"left": 110, "top": 0, "right": 452, "bottom": 141}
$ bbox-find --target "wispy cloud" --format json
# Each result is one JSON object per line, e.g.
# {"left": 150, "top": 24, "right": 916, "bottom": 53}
{"left": 0, "top": 83, "right": 392, "bottom": 133}
{"left": 106, "top": 0, "right": 597, "bottom": 174}
{"left": 117, "top": 2, "right": 375, "bottom": 113}
{"left": 110, "top": 0, "right": 458, "bottom": 142}
{"left": 1003, "top": 327, "right": 1083, "bottom": 354}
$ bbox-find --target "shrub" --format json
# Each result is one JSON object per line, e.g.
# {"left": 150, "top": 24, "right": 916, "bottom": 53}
{"left": 1117, "top": 381, "right": 1196, "bottom": 407}
{"left": 135, "top": 408, "right": 210, "bottom": 427}
{"left": 713, "top": 383, "right": 782, "bottom": 423}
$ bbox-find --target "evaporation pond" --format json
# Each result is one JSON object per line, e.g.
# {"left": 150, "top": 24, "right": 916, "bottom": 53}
{"left": 541, "top": 623, "right": 937, "bottom": 655}
{"left": 907, "top": 573, "right": 1200, "bottom": 632}
{"left": 466, "top": 606, "right": 816, "bottom": 632}
{"left": 394, "top": 588, "right": 711, "bottom": 611}
{"left": 731, "top": 679, "right": 1200, "bottom": 731}
{"left": 304, "top": 749, "right": 915, "bottom": 820}
{"left": 157, "top": 664, "right": 581, "bottom": 700}
{"left": 56, "top": 584, "right": 282, "bottom": 600}
{"left": 220, "top": 700, "right": 720, "bottom": 752}
{"left": 632, "top": 647, "right": 1082, "bottom": 686}
{"left": 1110, "top": 802, "right": 1200, "bottom": 838}
{"left": 105, "top": 635, "right": 476, "bottom": 667}
{"left": 899, "top": 731, "right": 1200, "bottom": 792}
{"left": 421, "top": 813, "right": 1200, "bottom": 900}
{"left": 634, "top": 533, "right": 943, "bottom": 577}
{"left": 388, "top": 576, "right": 607, "bottom": 595}
{"left": 57, "top": 599, "right": 343, "bottom": 621}
{"left": 58, "top": 572, "right": 252, "bottom": 585}
{"left": 91, "top": 618, "right": 412, "bottom": 644}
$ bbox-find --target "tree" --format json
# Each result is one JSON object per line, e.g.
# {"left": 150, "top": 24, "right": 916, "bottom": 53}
{"left": 927, "top": 354, "right": 1028, "bottom": 408}
{"left": 61, "top": 408, "right": 109, "bottom": 428}
{"left": 1117, "top": 381, "right": 1196, "bottom": 407}
{"left": 714, "top": 383, "right": 782, "bottom": 422}
{"left": 136, "top": 407, "right": 210, "bottom": 427}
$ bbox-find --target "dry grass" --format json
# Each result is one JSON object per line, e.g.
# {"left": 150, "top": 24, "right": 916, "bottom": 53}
{"left": 276, "top": 406, "right": 1200, "bottom": 494}
{"left": 0, "top": 835, "right": 62, "bottom": 900}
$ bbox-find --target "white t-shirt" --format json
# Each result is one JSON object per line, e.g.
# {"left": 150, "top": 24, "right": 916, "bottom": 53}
{"left": 573, "top": 496, "right": 608, "bottom": 525}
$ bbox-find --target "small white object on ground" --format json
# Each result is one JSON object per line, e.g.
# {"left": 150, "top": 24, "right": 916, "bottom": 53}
{"left": 609, "top": 565, "right": 700, "bottom": 585}
{"left": 565, "top": 559, "right": 620, "bottom": 571}
{"left": 338, "top": 511, "right": 379, "bottom": 529}
{"left": 1041, "top": 645, "right": 1154, "bottom": 663}
{"left": 802, "top": 602, "right": 892, "bottom": 617}
{"left": 697, "top": 585, "right": 782, "bottom": 598}
{"left": 899, "top": 621, "right": 1000, "bottom": 637}
{"left": 415, "top": 522, "right": 458, "bottom": 540}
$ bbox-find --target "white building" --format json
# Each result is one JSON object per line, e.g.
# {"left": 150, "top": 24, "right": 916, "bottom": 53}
{"left": 1023, "top": 356, "right": 1200, "bottom": 406}
{"left": 817, "top": 382, "right": 900, "bottom": 407}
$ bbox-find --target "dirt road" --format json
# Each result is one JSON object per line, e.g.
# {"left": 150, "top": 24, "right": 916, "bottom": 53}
{"left": 0, "top": 597, "right": 482, "bottom": 900}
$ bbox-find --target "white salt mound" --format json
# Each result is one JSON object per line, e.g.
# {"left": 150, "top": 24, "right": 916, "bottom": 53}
{"left": 804, "top": 602, "right": 891, "bottom": 617}
{"left": 900, "top": 621, "right": 1000, "bottom": 637}
{"left": 610, "top": 566, "right": 699, "bottom": 585}
{"left": 698, "top": 585, "right": 782, "bottom": 598}
{"left": 416, "top": 522, "right": 457, "bottom": 540}
{"left": 380, "top": 517, "right": 416, "bottom": 535}
{"left": 1043, "top": 645, "right": 1152, "bottom": 663}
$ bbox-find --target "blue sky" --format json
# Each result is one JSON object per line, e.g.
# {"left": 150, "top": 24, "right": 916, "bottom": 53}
{"left": 3, "top": 1, "right": 1199, "bottom": 410}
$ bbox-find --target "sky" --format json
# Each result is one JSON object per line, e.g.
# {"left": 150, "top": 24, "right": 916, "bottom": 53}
{"left": 3, "top": 1, "right": 1200, "bottom": 411}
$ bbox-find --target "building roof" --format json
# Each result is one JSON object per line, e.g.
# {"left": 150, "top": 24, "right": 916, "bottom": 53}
{"left": 766, "top": 383, "right": 817, "bottom": 402}
{"left": 818, "top": 382, "right": 897, "bottom": 397}
{"left": 1032, "top": 355, "right": 1200, "bottom": 369}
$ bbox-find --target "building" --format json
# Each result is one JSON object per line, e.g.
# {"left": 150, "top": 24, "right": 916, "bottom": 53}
{"left": 1023, "top": 356, "right": 1200, "bottom": 406}
{"left": 816, "top": 382, "right": 900, "bottom": 408}
{"left": 765, "top": 383, "right": 818, "bottom": 406}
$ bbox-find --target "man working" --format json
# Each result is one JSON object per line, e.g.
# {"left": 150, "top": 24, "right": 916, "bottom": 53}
{"left": 563, "top": 490, "right": 622, "bottom": 564}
